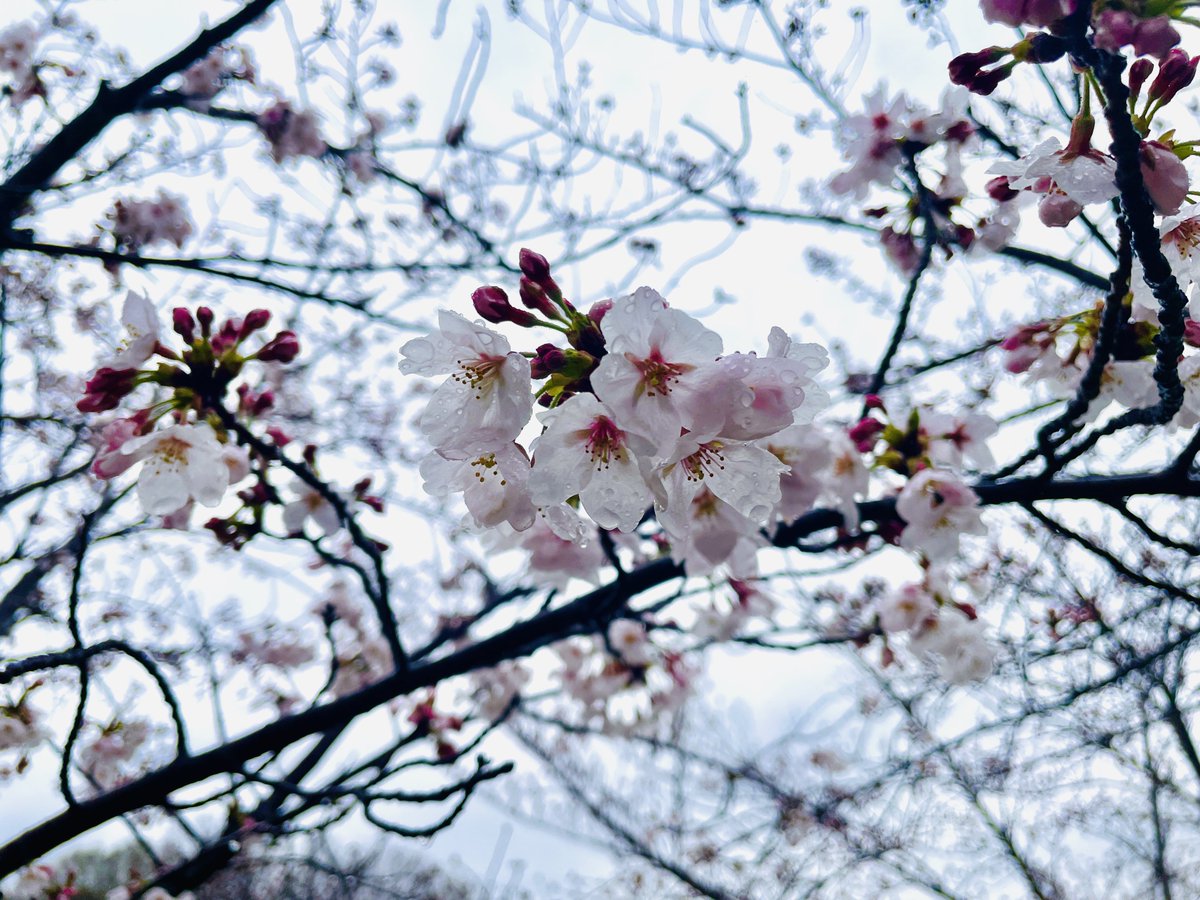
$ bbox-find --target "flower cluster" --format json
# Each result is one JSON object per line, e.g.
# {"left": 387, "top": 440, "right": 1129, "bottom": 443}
{"left": 257, "top": 100, "right": 326, "bottom": 163}
{"left": 401, "top": 249, "right": 831, "bottom": 578}
{"left": 0, "top": 21, "right": 43, "bottom": 107}
{"left": 107, "top": 190, "right": 194, "bottom": 254}
{"left": 77, "top": 718, "right": 156, "bottom": 792}
{"left": 875, "top": 574, "right": 995, "bottom": 684}
{"left": 77, "top": 291, "right": 301, "bottom": 522}
{"left": 180, "top": 44, "right": 253, "bottom": 103}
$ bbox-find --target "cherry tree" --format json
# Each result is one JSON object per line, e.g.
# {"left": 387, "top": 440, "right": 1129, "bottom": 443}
{"left": 4, "top": 0, "right": 1200, "bottom": 897}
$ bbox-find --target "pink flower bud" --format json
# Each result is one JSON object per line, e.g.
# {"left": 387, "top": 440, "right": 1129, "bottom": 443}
{"left": 472, "top": 285, "right": 537, "bottom": 326}
{"left": 172, "top": 307, "right": 196, "bottom": 343}
{"left": 1129, "top": 58, "right": 1154, "bottom": 101}
{"left": 848, "top": 417, "right": 885, "bottom": 452}
{"left": 1092, "top": 10, "right": 1137, "bottom": 53}
{"left": 530, "top": 342, "right": 567, "bottom": 378}
{"left": 211, "top": 319, "right": 240, "bottom": 354}
{"left": 240, "top": 308, "right": 271, "bottom": 339}
{"left": 1148, "top": 49, "right": 1198, "bottom": 106}
{"left": 948, "top": 47, "right": 1006, "bottom": 86}
{"left": 986, "top": 175, "right": 1020, "bottom": 202}
{"left": 588, "top": 298, "right": 613, "bottom": 324}
{"left": 77, "top": 367, "right": 137, "bottom": 412}
{"left": 518, "top": 247, "right": 552, "bottom": 283}
{"left": 518, "top": 276, "right": 558, "bottom": 319}
{"left": 257, "top": 330, "right": 300, "bottom": 362}
{"left": 979, "top": 0, "right": 1073, "bottom": 28}
{"left": 196, "top": 306, "right": 214, "bottom": 336}
{"left": 266, "top": 425, "right": 291, "bottom": 446}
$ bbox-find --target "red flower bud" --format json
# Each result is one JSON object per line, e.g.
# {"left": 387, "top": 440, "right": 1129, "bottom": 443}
{"left": 1149, "top": 49, "right": 1198, "bottom": 106}
{"left": 196, "top": 306, "right": 214, "bottom": 336}
{"left": 172, "top": 307, "right": 196, "bottom": 343}
{"left": 848, "top": 417, "right": 885, "bottom": 452}
{"left": 472, "top": 285, "right": 537, "bottom": 327}
{"left": 257, "top": 330, "right": 301, "bottom": 363}
{"left": 518, "top": 277, "right": 558, "bottom": 319}
{"left": 1129, "top": 58, "right": 1154, "bottom": 102}
{"left": 240, "top": 308, "right": 271, "bottom": 339}
{"left": 530, "top": 342, "right": 567, "bottom": 379}
{"left": 518, "top": 247, "right": 552, "bottom": 283}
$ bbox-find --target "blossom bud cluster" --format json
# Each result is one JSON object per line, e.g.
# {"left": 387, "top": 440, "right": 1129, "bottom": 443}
{"left": 75, "top": 291, "right": 304, "bottom": 523}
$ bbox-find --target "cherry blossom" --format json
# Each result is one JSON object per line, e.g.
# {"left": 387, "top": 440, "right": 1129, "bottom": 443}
{"left": 590, "top": 287, "right": 723, "bottom": 455}
{"left": 471, "top": 661, "right": 530, "bottom": 720}
{"left": 978, "top": 0, "right": 1072, "bottom": 28}
{"left": 0, "top": 22, "right": 42, "bottom": 107}
{"left": 608, "top": 619, "right": 653, "bottom": 667}
{"left": 106, "top": 291, "right": 159, "bottom": 369}
{"left": 653, "top": 434, "right": 787, "bottom": 537}
{"left": 666, "top": 487, "right": 766, "bottom": 577}
{"left": 767, "top": 424, "right": 867, "bottom": 528}
{"left": 908, "top": 609, "right": 995, "bottom": 684}
{"left": 257, "top": 100, "right": 326, "bottom": 163}
{"left": 77, "top": 718, "right": 154, "bottom": 791}
{"left": 281, "top": 482, "right": 341, "bottom": 536}
{"left": 109, "top": 191, "right": 193, "bottom": 252}
{"left": 419, "top": 441, "right": 536, "bottom": 531}
{"left": 399, "top": 310, "right": 533, "bottom": 451}
{"left": 877, "top": 581, "right": 936, "bottom": 634}
{"left": 0, "top": 703, "right": 48, "bottom": 753}
{"left": 989, "top": 136, "right": 1118, "bottom": 217}
{"left": 117, "top": 422, "right": 231, "bottom": 516}
{"left": 922, "top": 410, "right": 998, "bottom": 470}
{"left": 896, "top": 467, "right": 986, "bottom": 562}
{"left": 529, "top": 393, "right": 652, "bottom": 532}
{"left": 685, "top": 327, "right": 829, "bottom": 441}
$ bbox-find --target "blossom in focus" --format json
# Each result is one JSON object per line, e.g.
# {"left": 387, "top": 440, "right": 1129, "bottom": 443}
{"left": 118, "top": 422, "right": 230, "bottom": 516}
{"left": 686, "top": 326, "right": 829, "bottom": 442}
{"left": 1140, "top": 141, "right": 1189, "bottom": 216}
{"left": 666, "top": 486, "right": 766, "bottom": 578}
{"left": 989, "top": 135, "right": 1118, "bottom": 226}
{"left": 590, "top": 287, "right": 723, "bottom": 455}
{"left": 896, "top": 467, "right": 986, "bottom": 562}
{"left": 530, "top": 393, "right": 651, "bottom": 533}
{"left": 400, "top": 310, "right": 533, "bottom": 450}
{"left": 653, "top": 434, "right": 787, "bottom": 536}
{"left": 420, "top": 441, "right": 536, "bottom": 531}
